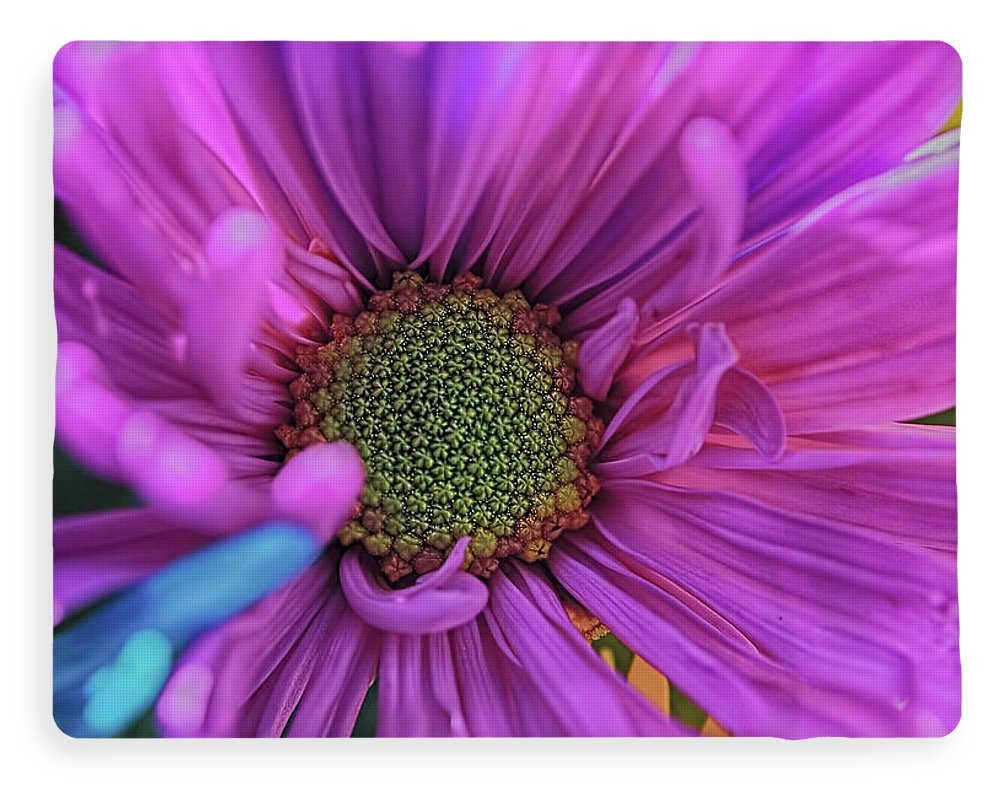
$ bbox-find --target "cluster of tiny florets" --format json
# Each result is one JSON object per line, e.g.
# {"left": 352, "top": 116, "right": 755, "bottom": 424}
{"left": 277, "top": 271, "right": 603, "bottom": 582}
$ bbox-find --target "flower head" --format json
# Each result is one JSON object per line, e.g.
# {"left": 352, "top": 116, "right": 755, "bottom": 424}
{"left": 53, "top": 41, "right": 959, "bottom": 737}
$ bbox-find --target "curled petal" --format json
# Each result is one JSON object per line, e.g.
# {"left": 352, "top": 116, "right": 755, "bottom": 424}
{"left": 597, "top": 323, "right": 786, "bottom": 478}
{"left": 340, "top": 539, "right": 488, "bottom": 635}
{"left": 644, "top": 116, "right": 746, "bottom": 318}
{"left": 600, "top": 323, "right": 737, "bottom": 465}
{"left": 714, "top": 367, "right": 787, "bottom": 461}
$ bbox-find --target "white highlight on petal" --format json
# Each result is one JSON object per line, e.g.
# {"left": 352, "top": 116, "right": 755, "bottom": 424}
{"left": 905, "top": 128, "right": 960, "bottom": 163}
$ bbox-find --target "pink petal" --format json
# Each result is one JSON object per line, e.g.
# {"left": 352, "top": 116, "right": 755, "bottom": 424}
{"left": 483, "top": 562, "right": 688, "bottom": 736}
{"left": 623, "top": 144, "right": 957, "bottom": 433}
{"left": 377, "top": 633, "right": 469, "bottom": 737}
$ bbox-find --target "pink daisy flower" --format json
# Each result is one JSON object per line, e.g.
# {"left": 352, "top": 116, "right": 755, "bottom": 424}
{"left": 53, "top": 41, "right": 959, "bottom": 738}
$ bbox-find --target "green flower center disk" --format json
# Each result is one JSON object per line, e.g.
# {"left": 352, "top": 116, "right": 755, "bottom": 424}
{"left": 277, "top": 272, "right": 603, "bottom": 583}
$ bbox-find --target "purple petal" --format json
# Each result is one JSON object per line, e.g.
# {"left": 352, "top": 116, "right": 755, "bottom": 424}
{"left": 284, "top": 602, "right": 378, "bottom": 737}
{"left": 54, "top": 509, "right": 210, "bottom": 624}
{"left": 253, "top": 584, "right": 377, "bottom": 738}
{"left": 743, "top": 41, "right": 961, "bottom": 239}
{"left": 562, "top": 479, "right": 960, "bottom": 736}
{"left": 158, "top": 560, "right": 342, "bottom": 736}
{"left": 205, "top": 42, "right": 380, "bottom": 281}
{"left": 55, "top": 341, "right": 132, "bottom": 480}
{"left": 487, "top": 45, "right": 672, "bottom": 293}
{"left": 448, "top": 619, "right": 519, "bottom": 736}
{"left": 658, "top": 424, "right": 955, "bottom": 551}
{"left": 597, "top": 324, "right": 741, "bottom": 474}
{"left": 561, "top": 42, "right": 959, "bottom": 337}
{"left": 340, "top": 539, "right": 488, "bottom": 635}
{"left": 521, "top": 44, "right": 702, "bottom": 299}
{"left": 484, "top": 563, "right": 688, "bottom": 736}
{"left": 713, "top": 367, "right": 787, "bottom": 461}
{"left": 377, "top": 632, "right": 469, "bottom": 737}
{"left": 641, "top": 116, "right": 746, "bottom": 319}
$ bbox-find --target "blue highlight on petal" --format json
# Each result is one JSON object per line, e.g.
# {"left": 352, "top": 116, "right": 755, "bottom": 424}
{"left": 139, "top": 521, "right": 320, "bottom": 645}
{"left": 54, "top": 521, "right": 321, "bottom": 737}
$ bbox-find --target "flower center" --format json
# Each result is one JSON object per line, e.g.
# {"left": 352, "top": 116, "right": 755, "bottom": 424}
{"left": 277, "top": 272, "right": 603, "bottom": 582}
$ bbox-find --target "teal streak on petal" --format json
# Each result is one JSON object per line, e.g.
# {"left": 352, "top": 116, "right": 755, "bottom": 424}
{"left": 139, "top": 521, "right": 320, "bottom": 645}
{"left": 54, "top": 521, "right": 321, "bottom": 737}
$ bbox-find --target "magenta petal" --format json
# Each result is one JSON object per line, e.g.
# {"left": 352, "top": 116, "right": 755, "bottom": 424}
{"left": 488, "top": 45, "right": 676, "bottom": 293}
{"left": 625, "top": 144, "right": 957, "bottom": 432}
{"left": 185, "top": 209, "right": 286, "bottom": 419}
{"left": 340, "top": 539, "right": 488, "bottom": 635}
{"left": 56, "top": 342, "right": 131, "bottom": 481}
{"left": 54, "top": 509, "right": 211, "bottom": 624}
{"left": 55, "top": 246, "right": 195, "bottom": 402}
{"left": 484, "top": 563, "right": 688, "bottom": 736}
{"left": 283, "top": 42, "right": 407, "bottom": 263}
{"left": 270, "top": 442, "right": 366, "bottom": 544}
{"left": 577, "top": 298, "right": 639, "bottom": 401}
{"left": 115, "top": 410, "right": 228, "bottom": 511}
{"left": 53, "top": 96, "right": 185, "bottom": 305}
{"left": 522, "top": 45, "right": 701, "bottom": 300}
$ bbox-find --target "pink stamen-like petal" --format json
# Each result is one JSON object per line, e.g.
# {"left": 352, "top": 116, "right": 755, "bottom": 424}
{"left": 270, "top": 442, "right": 366, "bottom": 544}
